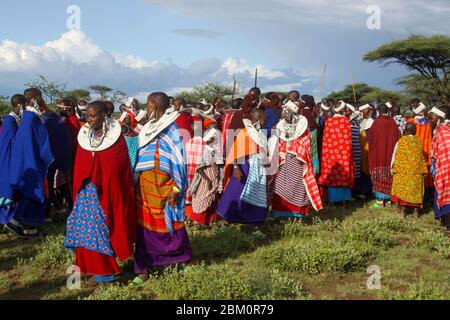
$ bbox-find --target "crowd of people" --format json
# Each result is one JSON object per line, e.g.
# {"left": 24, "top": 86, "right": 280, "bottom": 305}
{"left": 0, "top": 86, "right": 449, "bottom": 286}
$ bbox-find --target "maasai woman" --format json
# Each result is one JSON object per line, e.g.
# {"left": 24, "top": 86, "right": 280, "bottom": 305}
{"left": 217, "top": 109, "right": 268, "bottom": 234}
{"left": 64, "top": 101, "right": 136, "bottom": 284}
{"left": 368, "top": 104, "right": 400, "bottom": 208}
{"left": 318, "top": 101, "right": 354, "bottom": 207}
{"left": 133, "top": 92, "right": 192, "bottom": 285}
{"left": 358, "top": 104, "right": 374, "bottom": 198}
{"left": 391, "top": 123, "right": 428, "bottom": 217}
{"left": 271, "top": 101, "right": 323, "bottom": 218}
{"left": 300, "top": 95, "right": 320, "bottom": 176}
{"left": 430, "top": 105, "right": 450, "bottom": 230}
{"left": 186, "top": 119, "right": 223, "bottom": 225}
{"left": 345, "top": 103, "right": 362, "bottom": 197}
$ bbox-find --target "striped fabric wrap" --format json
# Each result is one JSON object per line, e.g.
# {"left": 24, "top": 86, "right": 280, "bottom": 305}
{"left": 432, "top": 124, "right": 450, "bottom": 209}
{"left": 351, "top": 122, "right": 362, "bottom": 179}
{"left": 278, "top": 132, "right": 323, "bottom": 211}
{"left": 274, "top": 154, "right": 309, "bottom": 207}
{"left": 136, "top": 122, "right": 187, "bottom": 235}
{"left": 240, "top": 153, "right": 267, "bottom": 208}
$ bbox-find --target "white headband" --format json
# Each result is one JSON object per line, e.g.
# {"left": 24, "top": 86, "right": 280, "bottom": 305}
{"left": 321, "top": 103, "right": 330, "bottom": 111}
{"left": 125, "top": 97, "right": 134, "bottom": 108}
{"left": 334, "top": 100, "right": 346, "bottom": 113}
{"left": 283, "top": 100, "right": 299, "bottom": 114}
{"left": 359, "top": 104, "right": 371, "bottom": 112}
{"left": 386, "top": 102, "right": 393, "bottom": 109}
{"left": 413, "top": 102, "right": 427, "bottom": 115}
{"left": 78, "top": 104, "right": 87, "bottom": 111}
{"left": 346, "top": 103, "right": 356, "bottom": 112}
{"left": 119, "top": 112, "right": 128, "bottom": 122}
{"left": 135, "top": 110, "right": 147, "bottom": 122}
{"left": 430, "top": 107, "right": 446, "bottom": 119}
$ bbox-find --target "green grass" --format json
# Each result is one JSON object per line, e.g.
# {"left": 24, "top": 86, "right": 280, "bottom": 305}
{"left": 0, "top": 203, "right": 449, "bottom": 300}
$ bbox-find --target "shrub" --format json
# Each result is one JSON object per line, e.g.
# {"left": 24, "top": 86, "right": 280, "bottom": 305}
{"left": 190, "top": 227, "right": 255, "bottom": 260}
{"left": 258, "top": 238, "right": 373, "bottom": 275}
{"left": 392, "top": 280, "right": 450, "bottom": 300}
{"left": 86, "top": 284, "right": 144, "bottom": 300}
{"left": 32, "top": 234, "right": 73, "bottom": 270}
{"left": 341, "top": 220, "right": 393, "bottom": 249}
{"left": 411, "top": 230, "right": 450, "bottom": 258}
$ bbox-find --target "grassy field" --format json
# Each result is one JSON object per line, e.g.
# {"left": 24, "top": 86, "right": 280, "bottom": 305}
{"left": 0, "top": 202, "right": 449, "bottom": 300}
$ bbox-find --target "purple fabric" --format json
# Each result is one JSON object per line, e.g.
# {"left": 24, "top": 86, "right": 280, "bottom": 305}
{"left": 13, "top": 196, "right": 47, "bottom": 227}
{"left": 217, "top": 160, "right": 267, "bottom": 224}
{"left": 133, "top": 225, "right": 193, "bottom": 273}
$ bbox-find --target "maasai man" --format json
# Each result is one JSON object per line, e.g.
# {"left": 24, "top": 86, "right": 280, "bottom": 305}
{"left": 390, "top": 104, "right": 407, "bottom": 135}
{"left": 0, "top": 95, "right": 25, "bottom": 228}
{"left": 65, "top": 101, "right": 136, "bottom": 284}
{"left": 133, "top": 92, "right": 192, "bottom": 285}
{"left": 218, "top": 109, "right": 268, "bottom": 236}
{"left": 359, "top": 104, "right": 374, "bottom": 198}
{"left": 430, "top": 105, "right": 450, "bottom": 230}
{"left": 345, "top": 103, "right": 362, "bottom": 198}
{"left": 318, "top": 100, "right": 354, "bottom": 207}
{"left": 368, "top": 104, "right": 400, "bottom": 208}
{"left": 408, "top": 99, "right": 428, "bottom": 125}
{"left": 301, "top": 95, "right": 320, "bottom": 176}
{"left": 271, "top": 101, "right": 323, "bottom": 218}
{"left": 173, "top": 98, "right": 194, "bottom": 143}
{"left": 261, "top": 92, "right": 281, "bottom": 137}
{"left": 7, "top": 89, "right": 54, "bottom": 237}
{"left": 186, "top": 119, "right": 223, "bottom": 225}
{"left": 105, "top": 101, "right": 115, "bottom": 118}
{"left": 391, "top": 123, "right": 428, "bottom": 217}
{"left": 40, "top": 94, "right": 73, "bottom": 219}
{"left": 76, "top": 100, "right": 88, "bottom": 124}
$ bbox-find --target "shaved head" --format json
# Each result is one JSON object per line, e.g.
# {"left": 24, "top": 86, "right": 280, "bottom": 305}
{"left": 148, "top": 92, "right": 170, "bottom": 113}
{"left": 404, "top": 122, "right": 417, "bottom": 135}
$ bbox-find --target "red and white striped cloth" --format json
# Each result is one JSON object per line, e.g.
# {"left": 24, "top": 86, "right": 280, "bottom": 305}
{"left": 185, "top": 137, "right": 206, "bottom": 202}
{"left": 278, "top": 131, "right": 323, "bottom": 211}
{"left": 432, "top": 124, "right": 450, "bottom": 209}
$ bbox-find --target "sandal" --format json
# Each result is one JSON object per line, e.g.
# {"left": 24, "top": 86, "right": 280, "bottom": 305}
{"left": 4, "top": 222, "right": 26, "bottom": 238}
{"left": 131, "top": 276, "right": 146, "bottom": 287}
{"left": 252, "top": 231, "right": 266, "bottom": 239}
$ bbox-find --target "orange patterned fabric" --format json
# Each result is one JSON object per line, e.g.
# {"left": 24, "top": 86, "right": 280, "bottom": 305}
{"left": 391, "top": 136, "right": 428, "bottom": 205}
{"left": 136, "top": 149, "right": 185, "bottom": 234}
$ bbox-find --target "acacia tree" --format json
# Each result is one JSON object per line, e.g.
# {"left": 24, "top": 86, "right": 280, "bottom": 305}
{"left": 25, "top": 75, "right": 67, "bottom": 105}
{"left": 175, "top": 82, "right": 236, "bottom": 104}
{"left": 111, "top": 89, "right": 127, "bottom": 105}
{"left": 364, "top": 35, "right": 450, "bottom": 104}
{"left": 0, "top": 95, "right": 10, "bottom": 115}
{"left": 89, "top": 85, "right": 113, "bottom": 101}
{"left": 64, "top": 89, "right": 91, "bottom": 101}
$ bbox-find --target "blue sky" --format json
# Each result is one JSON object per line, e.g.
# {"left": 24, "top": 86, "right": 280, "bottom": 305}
{"left": 1, "top": 0, "right": 449, "bottom": 101}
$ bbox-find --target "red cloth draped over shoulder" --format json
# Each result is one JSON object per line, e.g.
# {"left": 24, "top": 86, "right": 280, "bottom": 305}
{"left": 368, "top": 115, "right": 400, "bottom": 182}
{"left": 318, "top": 116, "right": 354, "bottom": 188}
{"left": 175, "top": 112, "right": 194, "bottom": 142}
{"left": 73, "top": 135, "right": 136, "bottom": 261}
{"left": 64, "top": 115, "right": 81, "bottom": 156}
{"left": 228, "top": 94, "right": 256, "bottom": 131}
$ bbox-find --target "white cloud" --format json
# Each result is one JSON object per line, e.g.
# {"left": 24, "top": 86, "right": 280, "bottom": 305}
{"left": 0, "top": 30, "right": 313, "bottom": 101}
{"left": 146, "top": 0, "right": 450, "bottom": 34}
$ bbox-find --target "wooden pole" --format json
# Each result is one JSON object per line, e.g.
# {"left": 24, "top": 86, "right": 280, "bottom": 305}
{"left": 254, "top": 68, "right": 258, "bottom": 88}
{"left": 350, "top": 66, "right": 357, "bottom": 103}
{"left": 231, "top": 77, "right": 237, "bottom": 103}
{"left": 318, "top": 64, "right": 327, "bottom": 102}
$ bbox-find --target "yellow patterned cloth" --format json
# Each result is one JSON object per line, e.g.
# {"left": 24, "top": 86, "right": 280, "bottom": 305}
{"left": 391, "top": 136, "right": 428, "bottom": 204}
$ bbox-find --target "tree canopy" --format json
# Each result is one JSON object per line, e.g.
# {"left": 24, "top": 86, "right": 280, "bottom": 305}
{"left": 89, "top": 85, "right": 113, "bottom": 101}
{"left": 175, "top": 82, "right": 237, "bottom": 104}
{"left": 25, "top": 75, "right": 67, "bottom": 105}
{"left": 364, "top": 35, "right": 450, "bottom": 104}
{"left": 64, "top": 89, "right": 91, "bottom": 101}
